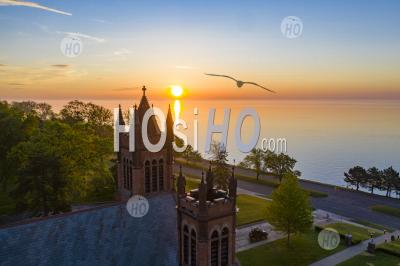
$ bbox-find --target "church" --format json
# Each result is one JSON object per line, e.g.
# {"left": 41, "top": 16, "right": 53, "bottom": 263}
{"left": 116, "top": 86, "right": 238, "bottom": 266}
{"left": 0, "top": 87, "right": 238, "bottom": 266}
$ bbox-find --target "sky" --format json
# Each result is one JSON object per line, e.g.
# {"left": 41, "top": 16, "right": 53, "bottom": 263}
{"left": 0, "top": 0, "right": 399, "bottom": 100}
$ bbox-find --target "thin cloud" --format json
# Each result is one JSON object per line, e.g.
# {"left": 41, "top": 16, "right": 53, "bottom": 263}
{"left": 56, "top": 31, "right": 105, "bottom": 43}
{"left": 51, "top": 64, "right": 69, "bottom": 68}
{"left": 0, "top": 0, "right": 72, "bottom": 16}
{"left": 8, "top": 82, "right": 24, "bottom": 85}
{"left": 0, "top": 64, "right": 6, "bottom": 67}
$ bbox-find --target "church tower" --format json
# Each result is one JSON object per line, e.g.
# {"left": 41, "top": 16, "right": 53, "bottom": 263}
{"left": 116, "top": 86, "right": 174, "bottom": 200}
{"left": 177, "top": 164, "right": 237, "bottom": 266}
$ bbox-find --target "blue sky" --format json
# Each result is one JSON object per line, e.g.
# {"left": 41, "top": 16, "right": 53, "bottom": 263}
{"left": 0, "top": 0, "right": 399, "bottom": 99}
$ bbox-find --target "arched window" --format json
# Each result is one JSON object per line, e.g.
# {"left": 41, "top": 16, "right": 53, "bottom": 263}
{"left": 211, "top": 231, "right": 219, "bottom": 266}
{"left": 145, "top": 161, "right": 150, "bottom": 193}
{"left": 221, "top": 228, "right": 229, "bottom": 266}
{"left": 158, "top": 159, "right": 164, "bottom": 191}
{"left": 183, "top": 225, "right": 189, "bottom": 265}
{"left": 151, "top": 159, "right": 158, "bottom": 192}
{"left": 190, "top": 229, "right": 197, "bottom": 266}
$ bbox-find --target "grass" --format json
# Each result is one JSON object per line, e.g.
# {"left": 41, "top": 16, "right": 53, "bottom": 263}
{"left": 350, "top": 218, "right": 395, "bottom": 233}
{"left": 237, "top": 229, "right": 346, "bottom": 266}
{"left": 185, "top": 177, "right": 200, "bottom": 191}
{"left": 337, "top": 251, "right": 400, "bottom": 266}
{"left": 236, "top": 194, "right": 270, "bottom": 226}
{"left": 175, "top": 158, "right": 206, "bottom": 171}
{"left": 317, "top": 222, "right": 382, "bottom": 244}
{"left": 377, "top": 239, "right": 400, "bottom": 257}
{"left": 370, "top": 205, "right": 400, "bottom": 218}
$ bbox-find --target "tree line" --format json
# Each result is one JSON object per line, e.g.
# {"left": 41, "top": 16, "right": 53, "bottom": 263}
{"left": 344, "top": 166, "right": 400, "bottom": 198}
{"left": 239, "top": 148, "right": 300, "bottom": 183}
{"left": 0, "top": 100, "right": 116, "bottom": 217}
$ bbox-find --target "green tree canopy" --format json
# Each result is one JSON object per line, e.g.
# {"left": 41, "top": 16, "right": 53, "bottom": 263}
{"left": 266, "top": 173, "right": 313, "bottom": 247}
{"left": 344, "top": 166, "right": 367, "bottom": 191}
{"left": 210, "top": 141, "right": 230, "bottom": 190}
{"left": 263, "top": 151, "right": 300, "bottom": 183}
{"left": 239, "top": 148, "right": 264, "bottom": 180}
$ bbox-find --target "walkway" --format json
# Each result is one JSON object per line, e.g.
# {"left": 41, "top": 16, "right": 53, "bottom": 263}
{"left": 309, "top": 230, "right": 400, "bottom": 266}
{"left": 235, "top": 221, "right": 285, "bottom": 252}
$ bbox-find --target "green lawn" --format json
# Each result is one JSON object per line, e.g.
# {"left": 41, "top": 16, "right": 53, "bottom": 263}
{"left": 236, "top": 194, "right": 270, "bottom": 226}
{"left": 185, "top": 177, "right": 200, "bottom": 191}
{"left": 370, "top": 205, "right": 400, "bottom": 218}
{"left": 318, "top": 222, "right": 382, "bottom": 244}
{"left": 237, "top": 229, "right": 346, "bottom": 266}
{"left": 378, "top": 240, "right": 400, "bottom": 256}
{"left": 337, "top": 251, "right": 400, "bottom": 266}
{"left": 349, "top": 219, "right": 395, "bottom": 233}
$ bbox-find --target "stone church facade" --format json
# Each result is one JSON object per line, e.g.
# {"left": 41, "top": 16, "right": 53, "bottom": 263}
{"left": 116, "top": 87, "right": 237, "bottom": 266}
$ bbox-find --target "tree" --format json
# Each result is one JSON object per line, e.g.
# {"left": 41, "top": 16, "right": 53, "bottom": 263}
{"left": 264, "top": 152, "right": 300, "bottom": 184}
{"left": 11, "top": 101, "right": 55, "bottom": 121}
{"left": 382, "top": 167, "right": 399, "bottom": 197}
{"left": 240, "top": 148, "right": 264, "bottom": 180}
{"left": 210, "top": 141, "right": 230, "bottom": 190}
{"left": 344, "top": 166, "right": 367, "bottom": 191}
{"left": 59, "top": 100, "right": 88, "bottom": 124}
{"left": 266, "top": 173, "right": 313, "bottom": 247}
{"left": 0, "top": 101, "right": 38, "bottom": 187}
{"left": 7, "top": 121, "right": 114, "bottom": 215}
{"left": 60, "top": 101, "right": 112, "bottom": 137}
{"left": 365, "top": 167, "right": 382, "bottom": 194}
{"left": 182, "top": 145, "right": 202, "bottom": 164}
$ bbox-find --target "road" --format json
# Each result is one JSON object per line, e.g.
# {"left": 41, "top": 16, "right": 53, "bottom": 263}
{"left": 175, "top": 164, "right": 400, "bottom": 229}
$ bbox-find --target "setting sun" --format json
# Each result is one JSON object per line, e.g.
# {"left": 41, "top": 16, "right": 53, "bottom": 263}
{"left": 171, "top": 85, "right": 183, "bottom": 97}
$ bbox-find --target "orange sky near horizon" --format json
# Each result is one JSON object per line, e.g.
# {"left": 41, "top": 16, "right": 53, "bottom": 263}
{"left": 1, "top": 60, "right": 399, "bottom": 101}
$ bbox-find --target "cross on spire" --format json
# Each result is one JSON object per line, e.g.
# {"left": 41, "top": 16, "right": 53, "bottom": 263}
{"left": 142, "top": 85, "right": 146, "bottom": 96}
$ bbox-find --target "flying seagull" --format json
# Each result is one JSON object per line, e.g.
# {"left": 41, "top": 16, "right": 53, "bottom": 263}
{"left": 204, "top": 73, "right": 275, "bottom": 93}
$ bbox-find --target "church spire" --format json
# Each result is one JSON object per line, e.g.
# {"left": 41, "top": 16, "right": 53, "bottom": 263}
{"left": 142, "top": 85, "right": 146, "bottom": 96}
{"left": 166, "top": 104, "right": 174, "bottom": 141}
{"left": 118, "top": 104, "right": 125, "bottom": 125}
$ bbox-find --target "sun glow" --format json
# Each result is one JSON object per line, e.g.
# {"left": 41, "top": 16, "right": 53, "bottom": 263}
{"left": 174, "top": 99, "right": 181, "bottom": 120}
{"left": 171, "top": 85, "right": 183, "bottom": 97}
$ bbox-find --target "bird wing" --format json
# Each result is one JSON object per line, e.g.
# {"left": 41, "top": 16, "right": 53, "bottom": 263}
{"left": 243, "top": 82, "right": 276, "bottom": 93}
{"left": 204, "top": 73, "right": 238, "bottom": 82}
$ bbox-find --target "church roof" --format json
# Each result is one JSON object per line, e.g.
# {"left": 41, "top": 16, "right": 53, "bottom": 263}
{"left": 0, "top": 193, "right": 178, "bottom": 266}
